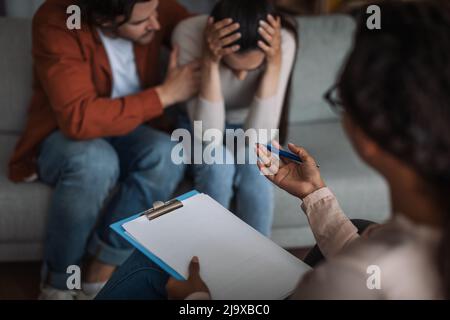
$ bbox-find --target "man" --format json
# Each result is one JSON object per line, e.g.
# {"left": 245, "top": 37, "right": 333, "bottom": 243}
{"left": 8, "top": 0, "right": 198, "bottom": 299}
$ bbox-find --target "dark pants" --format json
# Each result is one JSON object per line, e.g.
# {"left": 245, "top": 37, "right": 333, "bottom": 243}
{"left": 303, "top": 219, "right": 375, "bottom": 267}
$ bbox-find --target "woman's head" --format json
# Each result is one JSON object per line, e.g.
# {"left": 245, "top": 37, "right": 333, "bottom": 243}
{"left": 210, "top": 0, "right": 276, "bottom": 79}
{"left": 336, "top": 0, "right": 450, "bottom": 296}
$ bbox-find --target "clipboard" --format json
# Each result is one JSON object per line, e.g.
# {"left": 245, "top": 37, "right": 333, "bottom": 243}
{"left": 111, "top": 190, "right": 311, "bottom": 299}
{"left": 110, "top": 190, "right": 199, "bottom": 281}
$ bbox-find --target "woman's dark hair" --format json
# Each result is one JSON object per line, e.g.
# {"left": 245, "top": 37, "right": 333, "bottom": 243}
{"left": 338, "top": 0, "right": 450, "bottom": 297}
{"left": 211, "top": 0, "right": 299, "bottom": 144}
{"left": 78, "top": 0, "right": 150, "bottom": 29}
{"left": 211, "top": 0, "right": 276, "bottom": 52}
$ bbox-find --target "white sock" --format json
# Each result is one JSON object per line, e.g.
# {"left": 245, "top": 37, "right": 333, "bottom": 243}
{"left": 82, "top": 282, "right": 106, "bottom": 296}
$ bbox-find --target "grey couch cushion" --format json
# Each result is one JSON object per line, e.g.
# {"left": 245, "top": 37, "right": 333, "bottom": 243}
{"left": 0, "top": 17, "right": 32, "bottom": 133}
{"left": 0, "top": 134, "right": 51, "bottom": 244}
{"left": 290, "top": 15, "right": 356, "bottom": 124}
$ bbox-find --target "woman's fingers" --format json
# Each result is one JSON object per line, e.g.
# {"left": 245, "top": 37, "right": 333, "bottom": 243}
{"left": 270, "top": 140, "right": 289, "bottom": 165}
{"left": 257, "top": 146, "right": 272, "bottom": 167}
{"left": 267, "top": 14, "right": 279, "bottom": 28}
{"left": 257, "top": 40, "right": 271, "bottom": 53}
{"left": 188, "top": 256, "right": 200, "bottom": 280}
{"left": 213, "top": 18, "right": 233, "bottom": 31}
{"left": 276, "top": 16, "right": 282, "bottom": 27}
{"left": 287, "top": 143, "right": 316, "bottom": 165}
{"left": 221, "top": 32, "right": 241, "bottom": 47}
{"left": 207, "top": 19, "right": 240, "bottom": 58}
{"left": 217, "top": 22, "right": 240, "bottom": 39}
{"left": 260, "top": 20, "right": 276, "bottom": 36}
{"left": 220, "top": 45, "right": 240, "bottom": 56}
{"left": 258, "top": 26, "right": 273, "bottom": 44}
{"left": 271, "top": 140, "right": 283, "bottom": 150}
{"left": 257, "top": 161, "right": 275, "bottom": 180}
{"left": 256, "top": 144, "right": 281, "bottom": 173}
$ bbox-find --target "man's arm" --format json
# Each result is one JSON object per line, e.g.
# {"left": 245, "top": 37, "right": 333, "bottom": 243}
{"left": 33, "top": 17, "right": 164, "bottom": 140}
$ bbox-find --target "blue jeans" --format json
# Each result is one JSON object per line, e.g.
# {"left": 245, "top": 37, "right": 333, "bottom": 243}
{"left": 96, "top": 251, "right": 169, "bottom": 300}
{"left": 179, "top": 114, "right": 274, "bottom": 236}
{"left": 38, "top": 126, "right": 185, "bottom": 290}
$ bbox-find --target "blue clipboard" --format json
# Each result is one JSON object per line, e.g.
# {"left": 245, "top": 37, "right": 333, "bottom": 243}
{"left": 110, "top": 190, "right": 199, "bottom": 281}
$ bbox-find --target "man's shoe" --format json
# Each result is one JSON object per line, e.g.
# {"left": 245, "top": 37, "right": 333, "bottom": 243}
{"left": 38, "top": 286, "right": 77, "bottom": 300}
{"left": 76, "top": 282, "right": 107, "bottom": 300}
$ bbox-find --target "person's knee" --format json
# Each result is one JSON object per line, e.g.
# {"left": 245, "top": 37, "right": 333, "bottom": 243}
{"left": 134, "top": 132, "right": 186, "bottom": 183}
{"left": 237, "top": 163, "right": 272, "bottom": 194}
{"left": 58, "top": 139, "right": 120, "bottom": 187}
{"left": 194, "top": 161, "right": 236, "bottom": 188}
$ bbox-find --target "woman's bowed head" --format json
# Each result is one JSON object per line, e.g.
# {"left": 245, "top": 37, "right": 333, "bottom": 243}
{"left": 203, "top": 0, "right": 282, "bottom": 80}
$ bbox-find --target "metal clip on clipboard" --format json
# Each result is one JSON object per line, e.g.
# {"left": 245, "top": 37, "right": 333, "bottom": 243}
{"left": 140, "top": 199, "right": 183, "bottom": 221}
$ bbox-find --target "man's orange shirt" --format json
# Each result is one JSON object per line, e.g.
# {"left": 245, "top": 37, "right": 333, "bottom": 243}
{"left": 9, "top": 0, "right": 190, "bottom": 182}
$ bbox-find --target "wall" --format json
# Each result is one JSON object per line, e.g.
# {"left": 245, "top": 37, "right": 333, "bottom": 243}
{"left": 4, "top": 0, "right": 44, "bottom": 18}
{"left": 2, "top": 0, "right": 218, "bottom": 18}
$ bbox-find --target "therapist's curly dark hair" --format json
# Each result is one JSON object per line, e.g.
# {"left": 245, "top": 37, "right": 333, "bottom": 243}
{"left": 338, "top": 0, "right": 450, "bottom": 297}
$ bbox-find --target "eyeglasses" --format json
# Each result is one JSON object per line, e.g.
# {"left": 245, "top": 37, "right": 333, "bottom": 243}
{"left": 324, "top": 84, "right": 345, "bottom": 116}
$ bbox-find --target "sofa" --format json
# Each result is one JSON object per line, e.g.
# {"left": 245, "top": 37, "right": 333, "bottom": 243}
{"left": 0, "top": 13, "right": 389, "bottom": 262}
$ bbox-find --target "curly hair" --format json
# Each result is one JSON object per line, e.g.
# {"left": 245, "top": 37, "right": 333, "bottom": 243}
{"left": 338, "top": 0, "right": 450, "bottom": 298}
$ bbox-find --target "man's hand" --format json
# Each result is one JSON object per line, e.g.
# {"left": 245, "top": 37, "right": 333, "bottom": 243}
{"left": 166, "top": 256, "right": 210, "bottom": 300}
{"left": 156, "top": 46, "right": 201, "bottom": 108}
{"left": 203, "top": 17, "right": 241, "bottom": 64}
{"left": 256, "top": 141, "right": 326, "bottom": 200}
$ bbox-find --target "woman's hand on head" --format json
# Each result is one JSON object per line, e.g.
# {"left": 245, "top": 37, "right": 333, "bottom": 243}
{"left": 203, "top": 17, "right": 241, "bottom": 64}
{"left": 166, "top": 256, "right": 210, "bottom": 300}
{"left": 256, "top": 141, "right": 326, "bottom": 200}
{"left": 258, "top": 14, "right": 282, "bottom": 67}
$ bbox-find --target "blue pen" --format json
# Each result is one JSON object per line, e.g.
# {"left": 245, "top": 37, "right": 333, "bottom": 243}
{"left": 264, "top": 144, "right": 320, "bottom": 168}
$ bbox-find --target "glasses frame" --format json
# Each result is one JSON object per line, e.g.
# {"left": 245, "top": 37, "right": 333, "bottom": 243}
{"left": 324, "top": 83, "right": 345, "bottom": 116}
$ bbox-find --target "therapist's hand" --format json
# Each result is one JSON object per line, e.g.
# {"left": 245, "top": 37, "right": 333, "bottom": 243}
{"left": 166, "top": 256, "right": 210, "bottom": 300}
{"left": 256, "top": 141, "right": 326, "bottom": 200}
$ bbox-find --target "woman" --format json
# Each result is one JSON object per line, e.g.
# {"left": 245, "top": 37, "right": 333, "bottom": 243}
{"left": 172, "top": 0, "right": 298, "bottom": 236}
{"left": 97, "top": 0, "right": 450, "bottom": 300}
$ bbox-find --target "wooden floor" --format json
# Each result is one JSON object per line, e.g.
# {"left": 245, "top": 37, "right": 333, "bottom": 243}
{"left": 0, "top": 248, "right": 310, "bottom": 300}
{"left": 0, "top": 262, "right": 41, "bottom": 300}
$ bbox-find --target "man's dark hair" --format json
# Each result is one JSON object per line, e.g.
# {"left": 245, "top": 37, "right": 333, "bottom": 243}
{"left": 78, "top": 0, "right": 150, "bottom": 29}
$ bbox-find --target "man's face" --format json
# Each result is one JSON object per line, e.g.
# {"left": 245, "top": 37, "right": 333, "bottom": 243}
{"left": 116, "top": 0, "right": 160, "bottom": 45}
